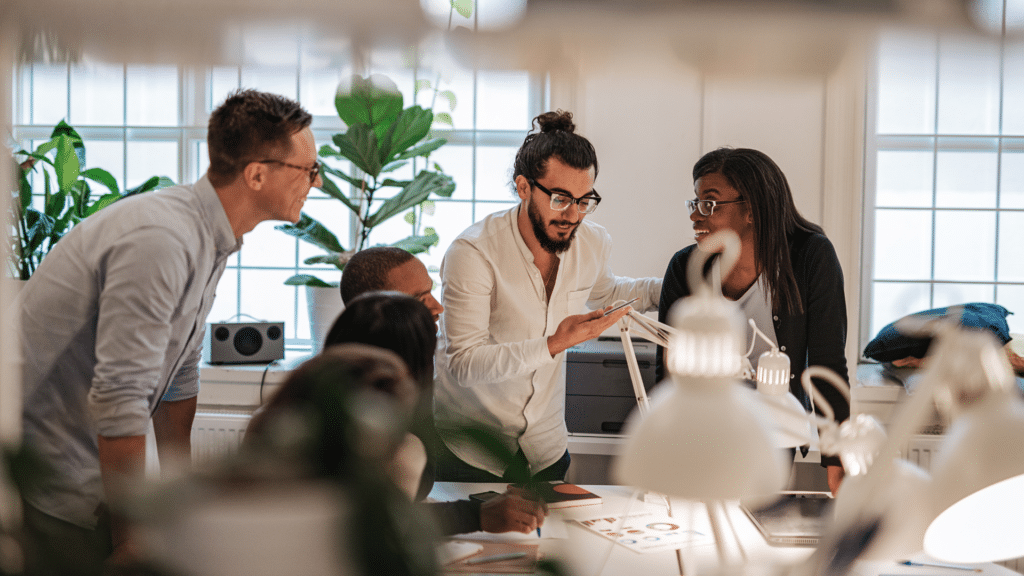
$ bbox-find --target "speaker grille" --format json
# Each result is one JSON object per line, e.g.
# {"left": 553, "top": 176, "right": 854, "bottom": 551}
{"left": 233, "top": 326, "right": 263, "bottom": 356}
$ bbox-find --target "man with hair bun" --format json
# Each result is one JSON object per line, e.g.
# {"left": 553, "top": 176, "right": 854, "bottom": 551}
{"left": 434, "top": 110, "right": 661, "bottom": 482}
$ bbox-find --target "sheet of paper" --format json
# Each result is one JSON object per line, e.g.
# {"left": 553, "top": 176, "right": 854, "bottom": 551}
{"left": 573, "top": 512, "right": 714, "bottom": 554}
{"left": 453, "top": 517, "right": 568, "bottom": 541}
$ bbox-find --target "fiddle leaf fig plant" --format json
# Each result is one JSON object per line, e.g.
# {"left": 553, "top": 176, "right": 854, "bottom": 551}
{"left": 8, "top": 121, "right": 174, "bottom": 280}
{"left": 276, "top": 74, "right": 456, "bottom": 288}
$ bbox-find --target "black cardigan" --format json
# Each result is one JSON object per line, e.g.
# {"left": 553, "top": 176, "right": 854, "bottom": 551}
{"left": 657, "top": 230, "right": 849, "bottom": 467}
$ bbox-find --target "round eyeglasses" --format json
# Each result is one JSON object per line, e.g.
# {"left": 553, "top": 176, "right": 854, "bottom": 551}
{"left": 258, "top": 159, "right": 321, "bottom": 184}
{"left": 529, "top": 178, "right": 601, "bottom": 214}
{"left": 687, "top": 198, "right": 745, "bottom": 216}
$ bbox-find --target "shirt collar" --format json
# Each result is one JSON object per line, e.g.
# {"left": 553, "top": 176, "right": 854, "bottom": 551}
{"left": 195, "top": 174, "right": 243, "bottom": 256}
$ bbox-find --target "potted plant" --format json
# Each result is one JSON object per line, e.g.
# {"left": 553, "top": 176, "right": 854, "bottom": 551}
{"left": 8, "top": 121, "right": 174, "bottom": 280}
{"left": 276, "top": 74, "right": 456, "bottom": 348}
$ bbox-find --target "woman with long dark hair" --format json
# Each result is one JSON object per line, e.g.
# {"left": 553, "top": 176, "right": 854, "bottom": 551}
{"left": 659, "top": 147, "right": 849, "bottom": 492}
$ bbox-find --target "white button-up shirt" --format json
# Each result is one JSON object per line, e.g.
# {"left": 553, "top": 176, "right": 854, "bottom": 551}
{"left": 434, "top": 206, "right": 661, "bottom": 476}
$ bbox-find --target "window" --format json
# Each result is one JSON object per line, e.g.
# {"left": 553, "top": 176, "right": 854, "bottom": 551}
{"left": 12, "top": 40, "right": 545, "bottom": 347}
{"left": 863, "top": 14, "right": 1024, "bottom": 348}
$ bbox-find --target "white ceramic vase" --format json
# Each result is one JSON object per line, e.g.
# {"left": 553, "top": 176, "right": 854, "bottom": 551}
{"left": 305, "top": 284, "right": 344, "bottom": 353}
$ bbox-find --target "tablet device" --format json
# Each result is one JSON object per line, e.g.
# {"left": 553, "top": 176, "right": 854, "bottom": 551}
{"left": 740, "top": 491, "right": 833, "bottom": 547}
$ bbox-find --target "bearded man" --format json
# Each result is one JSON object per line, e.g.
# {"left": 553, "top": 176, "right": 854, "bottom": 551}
{"left": 433, "top": 110, "right": 661, "bottom": 482}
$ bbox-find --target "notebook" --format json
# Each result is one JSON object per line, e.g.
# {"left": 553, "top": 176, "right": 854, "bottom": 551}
{"left": 509, "top": 481, "right": 603, "bottom": 509}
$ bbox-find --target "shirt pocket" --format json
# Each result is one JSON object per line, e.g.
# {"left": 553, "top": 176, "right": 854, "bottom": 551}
{"left": 566, "top": 288, "right": 591, "bottom": 315}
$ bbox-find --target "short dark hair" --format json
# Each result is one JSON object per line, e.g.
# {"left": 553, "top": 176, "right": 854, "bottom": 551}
{"left": 693, "top": 147, "right": 824, "bottom": 315}
{"left": 206, "top": 89, "right": 313, "bottom": 188}
{"left": 324, "top": 291, "right": 436, "bottom": 391}
{"left": 511, "top": 110, "right": 598, "bottom": 194}
{"left": 339, "top": 247, "right": 416, "bottom": 304}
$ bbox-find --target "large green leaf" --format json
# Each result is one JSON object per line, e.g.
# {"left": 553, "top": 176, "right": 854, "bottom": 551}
{"left": 54, "top": 135, "right": 80, "bottom": 193}
{"left": 275, "top": 213, "right": 347, "bottom": 254}
{"left": 395, "top": 138, "right": 447, "bottom": 161}
{"left": 81, "top": 168, "right": 119, "bottom": 195}
{"left": 335, "top": 74, "right": 403, "bottom": 139}
{"left": 366, "top": 171, "right": 452, "bottom": 228}
{"left": 379, "top": 160, "right": 409, "bottom": 174}
{"left": 302, "top": 254, "right": 348, "bottom": 271}
{"left": 50, "top": 121, "right": 85, "bottom": 166}
{"left": 125, "top": 175, "right": 174, "bottom": 197}
{"left": 284, "top": 274, "right": 336, "bottom": 288}
{"left": 389, "top": 232, "right": 440, "bottom": 255}
{"left": 333, "top": 124, "right": 382, "bottom": 178}
{"left": 452, "top": 0, "right": 474, "bottom": 18}
{"left": 379, "top": 107, "right": 433, "bottom": 164}
{"left": 318, "top": 172, "right": 361, "bottom": 214}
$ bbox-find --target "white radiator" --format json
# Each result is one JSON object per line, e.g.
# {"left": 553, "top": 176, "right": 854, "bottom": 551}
{"left": 191, "top": 409, "right": 254, "bottom": 465}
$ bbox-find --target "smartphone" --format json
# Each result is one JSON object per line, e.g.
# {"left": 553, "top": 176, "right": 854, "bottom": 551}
{"left": 469, "top": 490, "right": 502, "bottom": 503}
{"left": 604, "top": 297, "right": 639, "bottom": 316}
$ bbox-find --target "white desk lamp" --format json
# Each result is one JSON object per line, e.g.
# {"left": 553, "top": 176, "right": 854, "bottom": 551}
{"left": 613, "top": 231, "right": 788, "bottom": 567}
{"left": 802, "top": 316, "right": 1024, "bottom": 575}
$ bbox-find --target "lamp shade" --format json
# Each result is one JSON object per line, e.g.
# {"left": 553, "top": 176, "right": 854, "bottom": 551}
{"left": 613, "top": 377, "right": 788, "bottom": 501}
{"left": 924, "top": 472, "right": 1024, "bottom": 563}
{"left": 924, "top": 392, "right": 1024, "bottom": 562}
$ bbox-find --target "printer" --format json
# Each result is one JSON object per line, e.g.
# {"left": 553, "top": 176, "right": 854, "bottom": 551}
{"left": 565, "top": 336, "right": 659, "bottom": 434}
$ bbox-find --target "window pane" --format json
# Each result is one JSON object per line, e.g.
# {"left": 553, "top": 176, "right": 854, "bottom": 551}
{"left": 422, "top": 201, "right": 476, "bottom": 272}
{"left": 82, "top": 140, "right": 125, "bottom": 191}
{"left": 475, "top": 145, "right": 517, "bottom": 201}
{"left": 239, "top": 269, "right": 296, "bottom": 324}
{"left": 873, "top": 209, "right": 932, "bottom": 280}
{"left": 301, "top": 66, "right": 346, "bottom": 118}
{"left": 996, "top": 284, "right": 1024, "bottom": 333}
{"left": 238, "top": 220, "right": 298, "bottom": 268}
{"left": 1001, "top": 151, "right": 1024, "bottom": 208}
{"left": 430, "top": 144, "right": 473, "bottom": 201}
{"left": 420, "top": 68, "right": 474, "bottom": 131}
{"left": 876, "top": 33, "right": 936, "bottom": 135}
{"left": 937, "top": 36, "right": 1001, "bottom": 135}
{"left": 208, "top": 269, "right": 240, "bottom": 325}
{"left": 240, "top": 67, "right": 297, "bottom": 100}
{"left": 70, "top": 63, "right": 124, "bottom": 126}
{"left": 935, "top": 149, "right": 997, "bottom": 208}
{"left": 1005, "top": 40, "right": 1024, "bottom": 136}
{"left": 477, "top": 71, "right": 530, "bottom": 130}
{"left": 210, "top": 67, "right": 240, "bottom": 110}
{"left": 126, "top": 141, "right": 178, "bottom": 190}
{"left": 126, "top": 65, "right": 178, "bottom": 126}
{"left": 300, "top": 197, "right": 352, "bottom": 257}
{"left": 193, "top": 141, "right": 209, "bottom": 182}
{"left": 870, "top": 282, "right": 931, "bottom": 340}
{"left": 933, "top": 283, "right": 995, "bottom": 308}
{"left": 934, "top": 210, "right": 995, "bottom": 281}
{"left": 876, "top": 150, "right": 933, "bottom": 207}
{"left": 30, "top": 63, "right": 68, "bottom": 126}
{"left": 998, "top": 212, "right": 1024, "bottom": 282}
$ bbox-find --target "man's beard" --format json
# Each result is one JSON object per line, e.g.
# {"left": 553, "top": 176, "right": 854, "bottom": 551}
{"left": 528, "top": 198, "right": 578, "bottom": 254}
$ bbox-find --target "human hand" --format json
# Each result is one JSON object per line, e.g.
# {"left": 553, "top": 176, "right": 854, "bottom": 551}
{"left": 547, "top": 305, "right": 632, "bottom": 357}
{"left": 479, "top": 490, "right": 548, "bottom": 534}
{"left": 826, "top": 464, "right": 845, "bottom": 494}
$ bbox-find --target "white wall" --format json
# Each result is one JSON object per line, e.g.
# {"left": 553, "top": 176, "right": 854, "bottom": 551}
{"left": 552, "top": 39, "right": 866, "bottom": 364}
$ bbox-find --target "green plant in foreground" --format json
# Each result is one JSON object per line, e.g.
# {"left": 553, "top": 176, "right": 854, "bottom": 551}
{"left": 275, "top": 74, "right": 456, "bottom": 288}
{"left": 8, "top": 121, "right": 174, "bottom": 280}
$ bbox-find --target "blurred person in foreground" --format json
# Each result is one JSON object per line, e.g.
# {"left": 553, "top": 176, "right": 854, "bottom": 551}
{"left": 318, "top": 291, "right": 547, "bottom": 535}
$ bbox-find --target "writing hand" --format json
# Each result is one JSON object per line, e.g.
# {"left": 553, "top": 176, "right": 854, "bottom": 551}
{"left": 479, "top": 491, "right": 548, "bottom": 534}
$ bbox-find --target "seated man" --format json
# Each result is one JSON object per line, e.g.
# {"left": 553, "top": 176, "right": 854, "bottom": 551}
{"left": 340, "top": 246, "right": 443, "bottom": 327}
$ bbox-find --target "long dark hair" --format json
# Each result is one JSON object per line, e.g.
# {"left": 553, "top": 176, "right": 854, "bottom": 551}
{"left": 693, "top": 147, "right": 823, "bottom": 315}
{"left": 512, "top": 110, "right": 598, "bottom": 192}
{"left": 324, "top": 291, "right": 437, "bottom": 391}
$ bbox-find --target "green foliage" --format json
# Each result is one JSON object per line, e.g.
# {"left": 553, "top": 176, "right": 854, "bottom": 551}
{"left": 276, "top": 74, "right": 457, "bottom": 287}
{"left": 8, "top": 121, "right": 174, "bottom": 280}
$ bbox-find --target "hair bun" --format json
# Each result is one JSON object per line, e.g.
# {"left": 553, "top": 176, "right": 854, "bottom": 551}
{"left": 535, "top": 110, "right": 575, "bottom": 134}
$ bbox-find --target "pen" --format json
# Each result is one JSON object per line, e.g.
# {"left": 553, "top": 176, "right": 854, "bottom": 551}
{"left": 465, "top": 552, "right": 528, "bottom": 565}
{"left": 897, "top": 560, "right": 982, "bottom": 572}
{"left": 537, "top": 526, "right": 541, "bottom": 538}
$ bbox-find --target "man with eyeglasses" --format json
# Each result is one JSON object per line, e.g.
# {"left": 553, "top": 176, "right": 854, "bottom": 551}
{"left": 432, "top": 111, "right": 662, "bottom": 483}
{"left": 18, "top": 89, "right": 320, "bottom": 573}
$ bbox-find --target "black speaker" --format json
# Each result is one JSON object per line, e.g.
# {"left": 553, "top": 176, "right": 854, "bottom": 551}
{"left": 203, "top": 322, "right": 285, "bottom": 364}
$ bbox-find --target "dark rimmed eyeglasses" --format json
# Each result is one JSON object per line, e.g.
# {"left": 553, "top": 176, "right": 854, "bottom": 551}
{"left": 528, "top": 178, "right": 601, "bottom": 214}
{"left": 258, "top": 159, "right": 321, "bottom": 184}
{"left": 687, "top": 198, "right": 745, "bottom": 217}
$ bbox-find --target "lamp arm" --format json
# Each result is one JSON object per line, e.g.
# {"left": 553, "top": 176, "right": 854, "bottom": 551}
{"left": 685, "top": 231, "right": 741, "bottom": 298}
{"left": 799, "top": 365, "right": 851, "bottom": 424}
{"left": 745, "top": 318, "right": 779, "bottom": 357}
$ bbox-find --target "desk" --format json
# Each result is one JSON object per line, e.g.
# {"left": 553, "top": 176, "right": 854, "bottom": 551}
{"left": 429, "top": 483, "right": 1019, "bottom": 576}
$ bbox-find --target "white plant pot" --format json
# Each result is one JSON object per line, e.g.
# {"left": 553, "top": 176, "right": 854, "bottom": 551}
{"left": 306, "top": 284, "right": 344, "bottom": 354}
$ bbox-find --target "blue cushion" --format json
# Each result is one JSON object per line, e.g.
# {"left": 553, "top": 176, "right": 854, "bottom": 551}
{"left": 863, "top": 303, "right": 1013, "bottom": 362}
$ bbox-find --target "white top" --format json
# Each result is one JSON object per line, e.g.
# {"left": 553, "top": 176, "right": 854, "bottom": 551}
{"left": 735, "top": 274, "right": 779, "bottom": 368}
{"left": 434, "top": 205, "right": 662, "bottom": 476}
